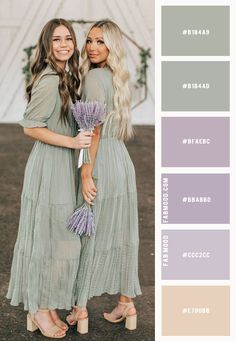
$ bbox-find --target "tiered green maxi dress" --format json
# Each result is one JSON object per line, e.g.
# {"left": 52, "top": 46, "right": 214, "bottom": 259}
{"left": 75, "top": 67, "right": 142, "bottom": 306}
{"left": 6, "top": 66, "right": 81, "bottom": 313}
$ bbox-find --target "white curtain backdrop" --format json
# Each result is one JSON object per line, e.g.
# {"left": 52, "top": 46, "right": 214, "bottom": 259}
{"left": 0, "top": 0, "right": 154, "bottom": 124}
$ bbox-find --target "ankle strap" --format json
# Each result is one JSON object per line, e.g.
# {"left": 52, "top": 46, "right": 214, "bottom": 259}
{"left": 34, "top": 309, "right": 50, "bottom": 313}
{"left": 118, "top": 301, "right": 134, "bottom": 308}
{"left": 73, "top": 305, "right": 87, "bottom": 311}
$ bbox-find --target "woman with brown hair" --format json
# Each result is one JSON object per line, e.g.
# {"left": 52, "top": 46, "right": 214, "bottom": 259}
{"left": 6, "top": 18, "right": 92, "bottom": 338}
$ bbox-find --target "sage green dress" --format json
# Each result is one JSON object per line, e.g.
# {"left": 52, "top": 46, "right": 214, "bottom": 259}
{"left": 6, "top": 66, "right": 81, "bottom": 313}
{"left": 75, "top": 67, "right": 142, "bottom": 306}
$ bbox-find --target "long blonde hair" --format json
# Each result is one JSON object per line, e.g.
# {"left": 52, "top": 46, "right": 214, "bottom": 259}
{"left": 80, "top": 20, "right": 133, "bottom": 140}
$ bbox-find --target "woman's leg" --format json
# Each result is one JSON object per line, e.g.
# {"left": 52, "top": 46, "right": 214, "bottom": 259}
{"left": 50, "top": 310, "right": 68, "bottom": 331}
{"left": 27, "top": 309, "right": 66, "bottom": 338}
{"left": 119, "top": 295, "right": 133, "bottom": 303}
{"left": 103, "top": 295, "right": 137, "bottom": 330}
{"left": 66, "top": 306, "right": 88, "bottom": 334}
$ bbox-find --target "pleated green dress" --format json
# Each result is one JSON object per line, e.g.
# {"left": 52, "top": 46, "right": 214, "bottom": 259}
{"left": 6, "top": 66, "right": 81, "bottom": 313}
{"left": 75, "top": 67, "right": 142, "bottom": 306}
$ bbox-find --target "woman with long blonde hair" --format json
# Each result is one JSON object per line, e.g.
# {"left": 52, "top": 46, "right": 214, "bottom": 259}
{"left": 6, "top": 18, "right": 92, "bottom": 338}
{"left": 66, "top": 19, "right": 141, "bottom": 334}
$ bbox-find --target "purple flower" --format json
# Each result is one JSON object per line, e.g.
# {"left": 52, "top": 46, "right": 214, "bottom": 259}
{"left": 71, "top": 101, "right": 106, "bottom": 131}
{"left": 71, "top": 101, "right": 106, "bottom": 167}
{"left": 67, "top": 202, "right": 95, "bottom": 236}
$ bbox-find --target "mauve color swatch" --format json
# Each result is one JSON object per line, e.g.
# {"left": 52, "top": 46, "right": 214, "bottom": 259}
{"left": 162, "top": 230, "right": 229, "bottom": 279}
{"left": 162, "top": 174, "right": 230, "bottom": 224}
{"left": 162, "top": 117, "right": 230, "bottom": 167}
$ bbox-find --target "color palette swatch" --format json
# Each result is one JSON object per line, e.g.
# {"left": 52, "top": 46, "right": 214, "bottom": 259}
{"left": 160, "top": 4, "right": 230, "bottom": 337}
{"left": 162, "top": 230, "right": 230, "bottom": 279}
{"left": 162, "top": 61, "right": 230, "bottom": 111}
{"left": 162, "top": 173, "right": 230, "bottom": 224}
{"left": 162, "top": 6, "right": 230, "bottom": 56}
{"left": 162, "top": 286, "right": 230, "bottom": 335}
{"left": 162, "top": 117, "right": 230, "bottom": 167}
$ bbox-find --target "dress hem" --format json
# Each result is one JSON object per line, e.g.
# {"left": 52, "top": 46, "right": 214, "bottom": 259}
{"left": 77, "top": 288, "right": 142, "bottom": 307}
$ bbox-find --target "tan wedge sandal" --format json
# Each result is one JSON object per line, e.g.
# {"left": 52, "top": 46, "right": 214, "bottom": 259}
{"left": 104, "top": 301, "right": 137, "bottom": 330}
{"left": 27, "top": 309, "right": 66, "bottom": 338}
{"left": 66, "top": 306, "right": 88, "bottom": 334}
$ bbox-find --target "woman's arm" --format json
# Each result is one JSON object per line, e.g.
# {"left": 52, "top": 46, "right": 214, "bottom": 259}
{"left": 80, "top": 125, "right": 101, "bottom": 204}
{"left": 23, "top": 127, "right": 92, "bottom": 149}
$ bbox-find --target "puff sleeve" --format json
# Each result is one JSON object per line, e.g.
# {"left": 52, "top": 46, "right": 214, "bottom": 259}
{"left": 81, "top": 70, "right": 106, "bottom": 107}
{"left": 19, "top": 74, "right": 59, "bottom": 128}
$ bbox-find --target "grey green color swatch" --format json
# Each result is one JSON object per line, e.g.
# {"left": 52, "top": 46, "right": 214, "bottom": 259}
{"left": 162, "top": 6, "right": 230, "bottom": 56}
{"left": 162, "top": 61, "right": 230, "bottom": 111}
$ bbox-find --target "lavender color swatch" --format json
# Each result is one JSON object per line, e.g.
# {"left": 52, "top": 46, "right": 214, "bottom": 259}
{"left": 162, "top": 117, "right": 230, "bottom": 167}
{"left": 162, "top": 230, "right": 230, "bottom": 279}
{"left": 162, "top": 174, "right": 230, "bottom": 224}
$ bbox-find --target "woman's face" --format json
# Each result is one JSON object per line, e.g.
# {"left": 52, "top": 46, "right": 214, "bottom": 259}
{"left": 86, "top": 27, "right": 109, "bottom": 68}
{"left": 52, "top": 25, "right": 74, "bottom": 68}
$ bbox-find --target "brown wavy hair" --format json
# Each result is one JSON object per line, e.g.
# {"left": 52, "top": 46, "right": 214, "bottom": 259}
{"left": 26, "top": 18, "right": 80, "bottom": 124}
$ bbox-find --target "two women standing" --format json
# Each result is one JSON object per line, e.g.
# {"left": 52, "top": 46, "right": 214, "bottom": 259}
{"left": 7, "top": 18, "right": 141, "bottom": 338}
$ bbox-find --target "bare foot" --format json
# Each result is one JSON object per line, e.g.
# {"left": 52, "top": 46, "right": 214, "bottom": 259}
{"left": 33, "top": 310, "right": 65, "bottom": 337}
{"left": 50, "top": 310, "right": 68, "bottom": 331}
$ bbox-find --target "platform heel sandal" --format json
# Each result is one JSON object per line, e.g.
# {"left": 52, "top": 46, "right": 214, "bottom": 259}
{"left": 104, "top": 301, "right": 137, "bottom": 330}
{"left": 27, "top": 310, "right": 66, "bottom": 338}
{"left": 66, "top": 306, "right": 88, "bottom": 334}
{"left": 27, "top": 314, "right": 39, "bottom": 332}
{"left": 125, "top": 313, "right": 137, "bottom": 330}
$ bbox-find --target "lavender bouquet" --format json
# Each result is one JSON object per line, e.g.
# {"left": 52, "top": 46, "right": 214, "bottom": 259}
{"left": 71, "top": 101, "right": 106, "bottom": 168}
{"left": 67, "top": 177, "right": 98, "bottom": 236}
{"left": 68, "top": 202, "right": 95, "bottom": 236}
{"left": 68, "top": 101, "right": 105, "bottom": 236}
